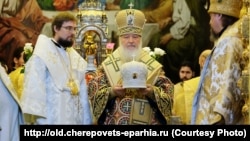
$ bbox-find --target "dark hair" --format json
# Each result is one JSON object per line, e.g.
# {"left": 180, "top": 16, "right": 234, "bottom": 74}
{"left": 0, "top": 57, "right": 8, "bottom": 72}
{"left": 51, "top": 12, "right": 77, "bottom": 36}
{"left": 179, "top": 60, "right": 195, "bottom": 72}
{"left": 221, "top": 14, "right": 238, "bottom": 28}
{"left": 12, "top": 47, "right": 24, "bottom": 67}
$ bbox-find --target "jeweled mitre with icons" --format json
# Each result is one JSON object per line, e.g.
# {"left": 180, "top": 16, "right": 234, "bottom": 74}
{"left": 121, "top": 60, "right": 148, "bottom": 88}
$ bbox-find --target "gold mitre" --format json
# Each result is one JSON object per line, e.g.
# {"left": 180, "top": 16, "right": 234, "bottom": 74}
{"left": 208, "top": 0, "right": 243, "bottom": 18}
{"left": 115, "top": 8, "right": 146, "bottom": 36}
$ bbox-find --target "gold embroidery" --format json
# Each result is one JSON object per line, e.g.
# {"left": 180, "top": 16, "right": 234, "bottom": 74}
{"left": 68, "top": 79, "right": 79, "bottom": 95}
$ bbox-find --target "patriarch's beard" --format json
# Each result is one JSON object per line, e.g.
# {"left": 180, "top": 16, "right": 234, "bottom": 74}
{"left": 119, "top": 40, "right": 142, "bottom": 62}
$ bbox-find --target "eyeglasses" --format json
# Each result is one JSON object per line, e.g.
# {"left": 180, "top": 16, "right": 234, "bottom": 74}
{"left": 61, "top": 26, "right": 77, "bottom": 31}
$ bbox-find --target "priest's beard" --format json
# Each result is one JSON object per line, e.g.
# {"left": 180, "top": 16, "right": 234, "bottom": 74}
{"left": 209, "top": 28, "right": 220, "bottom": 42}
{"left": 57, "top": 37, "right": 74, "bottom": 48}
{"left": 119, "top": 40, "right": 142, "bottom": 63}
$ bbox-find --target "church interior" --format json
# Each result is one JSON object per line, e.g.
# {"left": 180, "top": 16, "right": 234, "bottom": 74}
{"left": 0, "top": 0, "right": 250, "bottom": 125}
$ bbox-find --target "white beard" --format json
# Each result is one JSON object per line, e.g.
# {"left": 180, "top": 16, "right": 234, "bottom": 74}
{"left": 119, "top": 40, "right": 142, "bottom": 63}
